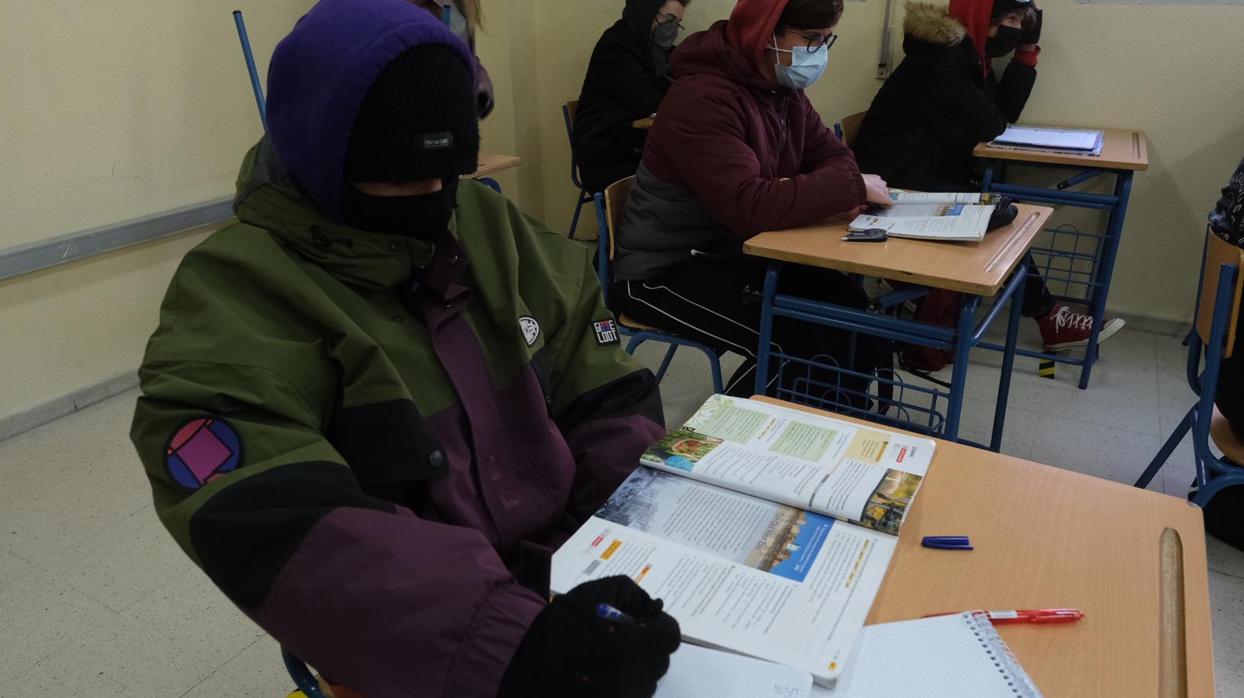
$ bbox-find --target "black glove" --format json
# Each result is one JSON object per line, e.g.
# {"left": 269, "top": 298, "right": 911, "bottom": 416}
{"left": 1019, "top": 7, "right": 1043, "bottom": 46}
{"left": 499, "top": 576, "right": 681, "bottom": 698}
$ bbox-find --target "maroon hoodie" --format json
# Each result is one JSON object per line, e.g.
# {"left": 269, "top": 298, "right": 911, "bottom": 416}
{"left": 615, "top": 16, "right": 865, "bottom": 281}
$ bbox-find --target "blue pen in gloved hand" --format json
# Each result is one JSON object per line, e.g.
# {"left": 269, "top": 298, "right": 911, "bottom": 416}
{"left": 500, "top": 576, "right": 681, "bottom": 698}
{"left": 597, "top": 602, "right": 639, "bottom": 625}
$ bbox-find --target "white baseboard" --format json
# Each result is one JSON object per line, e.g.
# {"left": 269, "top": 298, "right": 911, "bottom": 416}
{"left": 1115, "top": 312, "right": 1189, "bottom": 338}
{"left": 0, "top": 371, "right": 139, "bottom": 443}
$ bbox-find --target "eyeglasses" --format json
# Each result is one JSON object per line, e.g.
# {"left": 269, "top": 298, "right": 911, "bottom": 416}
{"left": 782, "top": 29, "right": 838, "bottom": 53}
{"left": 656, "top": 14, "right": 686, "bottom": 32}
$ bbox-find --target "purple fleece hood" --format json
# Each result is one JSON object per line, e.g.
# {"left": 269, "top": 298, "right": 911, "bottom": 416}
{"left": 265, "top": 0, "right": 475, "bottom": 221}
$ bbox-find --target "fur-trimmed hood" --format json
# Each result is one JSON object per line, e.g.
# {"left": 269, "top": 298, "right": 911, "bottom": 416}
{"left": 903, "top": 2, "right": 966, "bottom": 47}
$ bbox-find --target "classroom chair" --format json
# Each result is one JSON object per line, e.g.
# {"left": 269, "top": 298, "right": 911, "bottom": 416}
{"left": 833, "top": 111, "right": 867, "bottom": 149}
{"left": 595, "top": 178, "right": 725, "bottom": 393}
{"left": 1135, "top": 231, "right": 1244, "bottom": 504}
{"left": 562, "top": 101, "right": 595, "bottom": 241}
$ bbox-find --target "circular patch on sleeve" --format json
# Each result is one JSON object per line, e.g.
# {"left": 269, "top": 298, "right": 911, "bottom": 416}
{"left": 164, "top": 417, "right": 243, "bottom": 491}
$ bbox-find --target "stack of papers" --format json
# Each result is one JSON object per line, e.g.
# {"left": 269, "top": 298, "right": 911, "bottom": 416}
{"left": 656, "top": 644, "right": 812, "bottom": 698}
{"left": 848, "top": 190, "right": 996, "bottom": 242}
{"left": 990, "top": 125, "right": 1104, "bottom": 156}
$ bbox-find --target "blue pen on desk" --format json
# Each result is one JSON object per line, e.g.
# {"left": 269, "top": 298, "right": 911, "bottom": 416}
{"left": 596, "top": 603, "right": 638, "bottom": 625}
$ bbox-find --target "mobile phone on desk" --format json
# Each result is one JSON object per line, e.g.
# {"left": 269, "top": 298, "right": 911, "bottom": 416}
{"left": 842, "top": 228, "right": 888, "bottom": 243}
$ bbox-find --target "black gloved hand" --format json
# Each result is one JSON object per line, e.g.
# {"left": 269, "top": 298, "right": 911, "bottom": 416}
{"left": 1019, "top": 7, "right": 1043, "bottom": 46}
{"left": 499, "top": 576, "right": 681, "bottom": 698}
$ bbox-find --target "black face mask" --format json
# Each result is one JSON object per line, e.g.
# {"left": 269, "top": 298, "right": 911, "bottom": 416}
{"left": 341, "top": 178, "right": 459, "bottom": 238}
{"left": 651, "top": 19, "right": 679, "bottom": 50}
{"left": 986, "top": 25, "right": 1022, "bottom": 57}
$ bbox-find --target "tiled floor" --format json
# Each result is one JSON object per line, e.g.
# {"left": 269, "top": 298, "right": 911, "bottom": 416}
{"left": 0, "top": 326, "right": 1240, "bottom": 696}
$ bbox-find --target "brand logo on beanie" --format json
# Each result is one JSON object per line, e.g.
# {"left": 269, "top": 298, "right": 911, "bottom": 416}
{"left": 419, "top": 132, "right": 454, "bottom": 151}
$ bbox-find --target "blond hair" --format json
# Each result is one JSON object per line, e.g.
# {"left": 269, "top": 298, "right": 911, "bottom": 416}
{"left": 407, "top": 1, "right": 483, "bottom": 36}
{"left": 456, "top": 0, "right": 482, "bottom": 31}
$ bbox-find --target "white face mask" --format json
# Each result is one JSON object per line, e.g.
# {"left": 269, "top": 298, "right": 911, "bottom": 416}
{"left": 768, "top": 35, "right": 830, "bottom": 90}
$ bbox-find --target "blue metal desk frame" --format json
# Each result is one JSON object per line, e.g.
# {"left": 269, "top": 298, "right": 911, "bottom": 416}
{"left": 979, "top": 159, "right": 1135, "bottom": 389}
{"left": 752, "top": 263, "right": 1029, "bottom": 451}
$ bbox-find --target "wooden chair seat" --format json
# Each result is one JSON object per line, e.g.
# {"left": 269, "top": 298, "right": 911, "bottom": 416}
{"left": 1210, "top": 406, "right": 1244, "bottom": 464}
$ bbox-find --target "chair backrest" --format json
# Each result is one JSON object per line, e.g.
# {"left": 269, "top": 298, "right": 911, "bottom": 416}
{"left": 563, "top": 100, "right": 582, "bottom": 189}
{"left": 603, "top": 176, "right": 634, "bottom": 264}
{"left": 593, "top": 176, "right": 635, "bottom": 303}
{"left": 839, "top": 110, "right": 867, "bottom": 148}
{"left": 1196, "top": 231, "right": 1244, "bottom": 358}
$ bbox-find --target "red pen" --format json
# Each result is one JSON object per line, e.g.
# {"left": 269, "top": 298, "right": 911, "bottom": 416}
{"left": 924, "top": 609, "right": 1084, "bottom": 624}
{"left": 985, "top": 609, "right": 1084, "bottom": 624}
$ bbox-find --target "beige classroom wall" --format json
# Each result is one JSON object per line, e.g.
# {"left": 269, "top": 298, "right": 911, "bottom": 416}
{"left": 5, "top": 0, "right": 1241, "bottom": 424}
{"left": 491, "top": 0, "right": 1244, "bottom": 323}
{"left": 0, "top": 1, "right": 313, "bottom": 425}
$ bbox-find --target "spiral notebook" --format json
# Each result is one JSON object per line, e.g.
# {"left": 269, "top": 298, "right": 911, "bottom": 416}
{"left": 812, "top": 612, "right": 1042, "bottom": 697}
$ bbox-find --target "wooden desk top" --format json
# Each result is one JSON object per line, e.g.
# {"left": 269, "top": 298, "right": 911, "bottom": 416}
{"left": 973, "top": 127, "right": 1150, "bottom": 172}
{"left": 470, "top": 152, "right": 522, "bottom": 179}
{"left": 760, "top": 397, "right": 1214, "bottom": 698}
{"left": 743, "top": 204, "right": 1052, "bottom": 296}
{"left": 633, "top": 117, "right": 655, "bottom": 129}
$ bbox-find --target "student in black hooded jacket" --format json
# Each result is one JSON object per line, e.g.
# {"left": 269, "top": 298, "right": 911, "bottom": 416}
{"left": 853, "top": 0, "right": 1124, "bottom": 352}
{"left": 572, "top": 0, "right": 690, "bottom": 194}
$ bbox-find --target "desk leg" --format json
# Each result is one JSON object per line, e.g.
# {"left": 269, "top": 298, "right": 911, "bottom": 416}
{"left": 982, "top": 161, "right": 997, "bottom": 191}
{"left": 754, "top": 262, "right": 783, "bottom": 396}
{"left": 945, "top": 296, "right": 979, "bottom": 441}
{"left": 992, "top": 265, "right": 1027, "bottom": 452}
{"left": 1078, "top": 171, "right": 1134, "bottom": 389}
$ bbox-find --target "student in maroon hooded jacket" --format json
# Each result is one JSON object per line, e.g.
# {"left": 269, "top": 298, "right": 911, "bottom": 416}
{"left": 613, "top": 0, "right": 893, "bottom": 397}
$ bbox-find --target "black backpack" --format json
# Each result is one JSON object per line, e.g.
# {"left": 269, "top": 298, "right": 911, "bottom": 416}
{"left": 1196, "top": 483, "right": 1244, "bottom": 551}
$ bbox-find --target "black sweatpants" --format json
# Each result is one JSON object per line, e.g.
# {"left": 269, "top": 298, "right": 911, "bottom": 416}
{"left": 1020, "top": 255, "right": 1057, "bottom": 318}
{"left": 614, "top": 260, "right": 870, "bottom": 397}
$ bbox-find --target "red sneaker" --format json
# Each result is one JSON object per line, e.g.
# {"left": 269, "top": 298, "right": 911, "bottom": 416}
{"left": 1037, "top": 304, "right": 1125, "bottom": 350}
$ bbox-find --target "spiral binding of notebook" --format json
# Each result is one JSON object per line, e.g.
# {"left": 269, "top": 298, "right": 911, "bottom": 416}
{"left": 964, "top": 611, "right": 1043, "bottom": 698}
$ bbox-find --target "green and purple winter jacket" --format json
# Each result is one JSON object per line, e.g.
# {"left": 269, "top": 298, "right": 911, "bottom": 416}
{"left": 129, "top": 3, "right": 664, "bottom": 695}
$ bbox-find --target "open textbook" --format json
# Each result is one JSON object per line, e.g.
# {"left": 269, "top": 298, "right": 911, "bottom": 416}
{"left": 990, "top": 125, "right": 1104, "bottom": 156}
{"left": 849, "top": 190, "right": 1000, "bottom": 241}
{"left": 552, "top": 396, "right": 935, "bottom": 685}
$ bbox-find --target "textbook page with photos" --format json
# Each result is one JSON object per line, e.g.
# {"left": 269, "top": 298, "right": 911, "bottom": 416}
{"left": 848, "top": 199, "right": 995, "bottom": 241}
{"left": 643, "top": 395, "right": 932, "bottom": 534}
{"left": 551, "top": 397, "right": 935, "bottom": 685}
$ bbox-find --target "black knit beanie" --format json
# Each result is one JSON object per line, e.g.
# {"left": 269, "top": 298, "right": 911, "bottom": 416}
{"left": 345, "top": 44, "right": 480, "bottom": 185}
